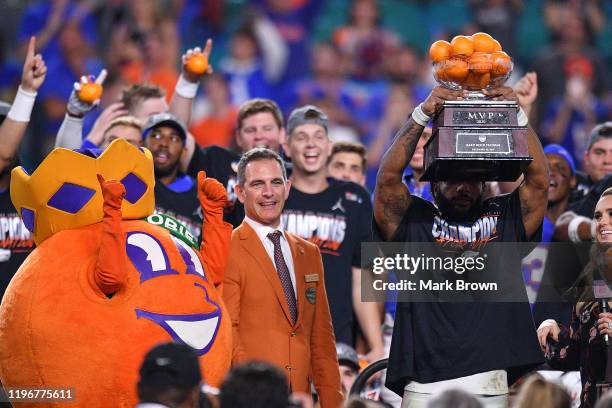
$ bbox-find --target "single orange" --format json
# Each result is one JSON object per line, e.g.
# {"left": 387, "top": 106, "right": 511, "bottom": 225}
{"left": 471, "top": 32, "right": 501, "bottom": 53}
{"left": 450, "top": 35, "right": 474, "bottom": 58}
{"left": 491, "top": 38, "right": 502, "bottom": 53}
{"left": 491, "top": 51, "right": 512, "bottom": 76}
{"left": 444, "top": 58, "right": 469, "bottom": 83}
{"left": 429, "top": 40, "right": 453, "bottom": 63}
{"left": 464, "top": 71, "right": 491, "bottom": 90}
{"left": 435, "top": 64, "right": 448, "bottom": 81}
{"left": 468, "top": 52, "right": 492, "bottom": 74}
{"left": 78, "top": 82, "right": 103, "bottom": 103}
{"left": 184, "top": 53, "right": 209, "bottom": 75}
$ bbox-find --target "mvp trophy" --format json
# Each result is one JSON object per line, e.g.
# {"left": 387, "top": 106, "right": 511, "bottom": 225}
{"left": 421, "top": 34, "right": 532, "bottom": 181}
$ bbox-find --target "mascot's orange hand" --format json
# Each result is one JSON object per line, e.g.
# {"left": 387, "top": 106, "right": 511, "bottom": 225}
{"left": 197, "top": 171, "right": 232, "bottom": 286}
{"left": 197, "top": 171, "right": 228, "bottom": 222}
{"left": 95, "top": 174, "right": 127, "bottom": 296}
{"left": 97, "top": 174, "right": 125, "bottom": 210}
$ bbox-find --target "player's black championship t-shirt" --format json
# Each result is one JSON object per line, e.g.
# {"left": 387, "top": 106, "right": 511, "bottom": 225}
{"left": 282, "top": 178, "right": 372, "bottom": 345}
{"left": 154, "top": 179, "right": 202, "bottom": 241}
{"left": 0, "top": 189, "right": 35, "bottom": 300}
{"left": 188, "top": 145, "right": 243, "bottom": 227}
{"left": 382, "top": 190, "right": 543, "bottom": 395}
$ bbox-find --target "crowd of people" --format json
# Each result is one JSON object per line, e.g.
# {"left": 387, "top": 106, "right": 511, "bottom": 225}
{"left": 0, "top": 0, "right": 612, "bottom": 408}
{"left": 0, "top": 0, "right": 610, "bottom": 190}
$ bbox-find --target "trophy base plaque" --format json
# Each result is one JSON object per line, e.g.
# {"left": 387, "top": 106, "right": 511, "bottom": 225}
{"left": 421, "top": 157, "right": 531, "bottom": 181}
{"left": 421, "top": 99, "right": 532, "bottom": 182}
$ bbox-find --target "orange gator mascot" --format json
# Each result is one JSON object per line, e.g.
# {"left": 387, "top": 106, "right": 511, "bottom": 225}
{"left": 0, "top": 139, "right": 232, "bottom": 407}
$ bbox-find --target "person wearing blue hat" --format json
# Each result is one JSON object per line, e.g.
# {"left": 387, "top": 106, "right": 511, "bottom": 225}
{"left": 529, "top": 144, "right": 577, "bottom": 328}
{"left": 526, "top": 144, "right": 575, "bottom": 299}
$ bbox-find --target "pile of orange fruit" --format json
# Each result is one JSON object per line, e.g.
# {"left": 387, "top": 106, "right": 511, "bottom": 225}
{"left": 429, "top": 32, "right": 512, "bottom": 91}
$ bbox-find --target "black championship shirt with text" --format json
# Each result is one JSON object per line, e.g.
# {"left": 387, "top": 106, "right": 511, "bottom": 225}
{"left": 382, "top": 190, "right": 543, "bottom": 395}
{"left": 0, "top": 189, "right": 34, "bottom": 300}
{"left": 282, "top": 178, "right": 372, "bottom": 345}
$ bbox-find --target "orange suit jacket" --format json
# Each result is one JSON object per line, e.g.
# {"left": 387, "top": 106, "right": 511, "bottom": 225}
{"left": 223, "top": 222, "right": 343, "bottom": 407}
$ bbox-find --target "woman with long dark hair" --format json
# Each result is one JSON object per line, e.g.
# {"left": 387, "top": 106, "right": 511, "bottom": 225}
{"left": 537, "top": 186, "right": 612, "bottom": 408}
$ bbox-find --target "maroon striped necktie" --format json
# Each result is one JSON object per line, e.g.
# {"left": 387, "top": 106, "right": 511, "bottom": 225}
{"left": 267, "top": 231, "right": 297, "bottom": 324}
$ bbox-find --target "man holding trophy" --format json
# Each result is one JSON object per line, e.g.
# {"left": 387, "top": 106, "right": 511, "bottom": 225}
{"left": 373, "top": 33, "right": 549, "bottom": 407}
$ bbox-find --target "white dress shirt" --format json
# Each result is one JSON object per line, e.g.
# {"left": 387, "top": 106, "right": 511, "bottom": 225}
{"left": 244, "top": 216, "right": 297, "bottom": 292}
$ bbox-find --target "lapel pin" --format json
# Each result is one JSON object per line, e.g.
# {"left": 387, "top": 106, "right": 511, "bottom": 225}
{"left": 305, "top": 287, "right": 316, "bottom": 304}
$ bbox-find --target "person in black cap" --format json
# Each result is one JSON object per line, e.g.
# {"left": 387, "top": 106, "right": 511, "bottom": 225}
{"left": 136, "top": 342, "right": 203, "bottom": 408}
{"left": 143, "top": 112, "right": 203, "bottom": 240}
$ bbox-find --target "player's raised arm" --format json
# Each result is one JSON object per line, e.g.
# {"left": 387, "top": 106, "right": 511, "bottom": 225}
{"left": 484, "top": 85, "right": 549, "bottom": 239}
{"left": 374, "top": 86, "right": 463, "bottom": 240}
{"left": 0, "top": 37, "right": 46, "bottom": 171}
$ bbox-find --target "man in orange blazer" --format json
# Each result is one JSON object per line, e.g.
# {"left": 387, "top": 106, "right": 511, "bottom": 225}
{"left": 223, "top": 147, "right": 343, "bottom": 407}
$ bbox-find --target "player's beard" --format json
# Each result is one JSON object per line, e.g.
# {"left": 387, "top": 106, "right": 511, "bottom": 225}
{"left": 433, "top": 188, "right": 483, "bottom": 223}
